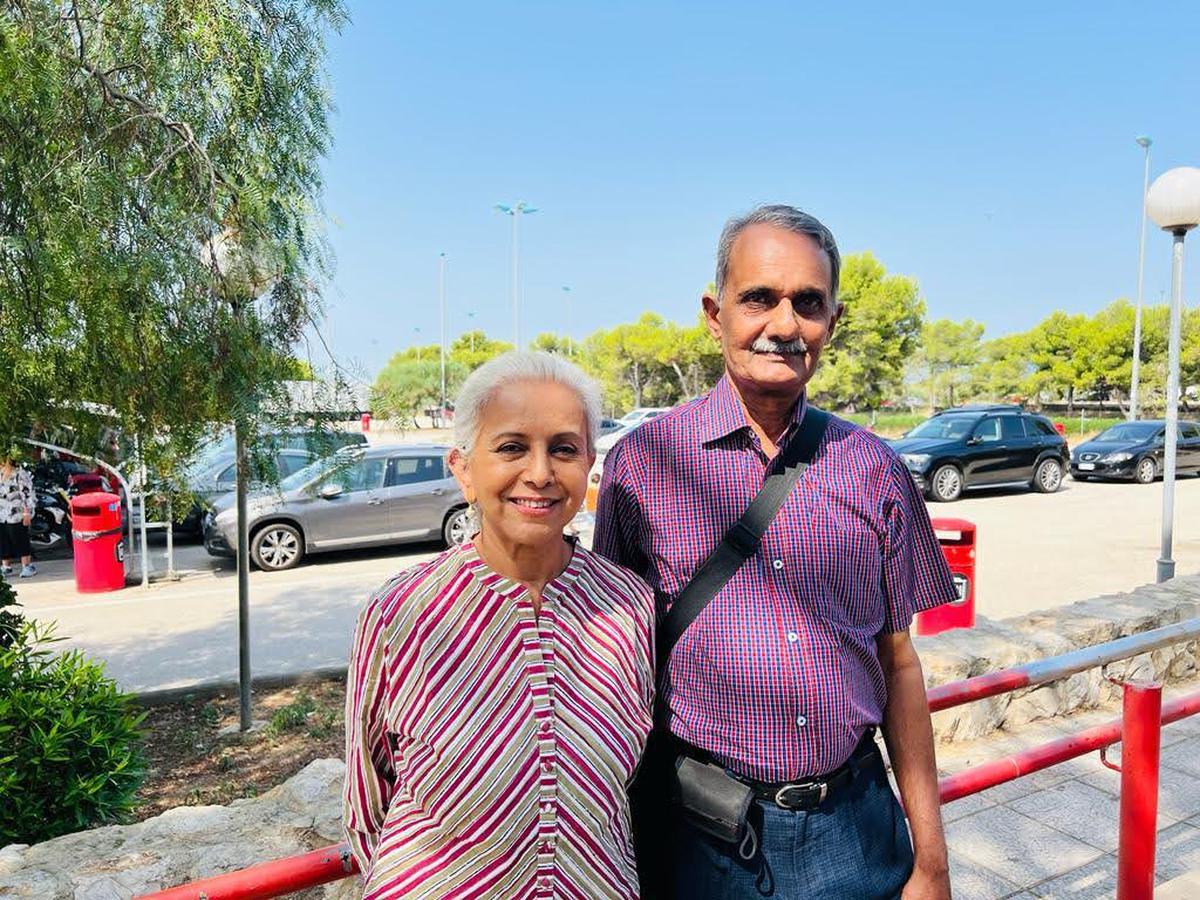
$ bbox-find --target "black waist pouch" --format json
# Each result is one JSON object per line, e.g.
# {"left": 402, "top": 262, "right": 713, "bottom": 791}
{"left": 672, "top": 756, "right": 753, "bottom": 844}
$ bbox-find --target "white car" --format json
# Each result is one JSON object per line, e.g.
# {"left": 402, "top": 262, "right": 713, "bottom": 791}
{"left": 587, "top": 407, "right": 672, "bottom": 508}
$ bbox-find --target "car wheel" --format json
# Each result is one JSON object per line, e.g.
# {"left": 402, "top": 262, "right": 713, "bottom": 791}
{"left": 1033, "top": 458, "right": 1063, "bottom": 493}
{"left": 250, "top": 523, "right": 304, "bottom": 571}
{"left": 930, "top": 464, "right": 963, "bottom": 502}
{"left": 1135, "top": 457, "right": 1157, "bottom": 485}
{"left": 443, "top": 506, "right": 473, "bottom": 547}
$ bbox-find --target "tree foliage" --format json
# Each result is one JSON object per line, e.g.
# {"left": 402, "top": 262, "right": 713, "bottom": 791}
{"left": 809, "top": 253, "right": 925, "bottom": 411}
{"left": 0, "top": 0, "right": 346, "bottom": 478}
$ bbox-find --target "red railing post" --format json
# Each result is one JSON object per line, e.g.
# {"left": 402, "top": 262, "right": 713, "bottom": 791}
{"left": 1115, "top": 679, "right": 1163, "bottom": 900}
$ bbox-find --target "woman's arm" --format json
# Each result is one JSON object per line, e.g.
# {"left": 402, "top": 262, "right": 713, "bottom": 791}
{"left": 343, "top": 600, "right": 395, "bottom": 875}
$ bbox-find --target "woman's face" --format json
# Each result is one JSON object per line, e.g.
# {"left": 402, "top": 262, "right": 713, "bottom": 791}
{"left": 449, "top": 379, "right": 595, "bottom": 548}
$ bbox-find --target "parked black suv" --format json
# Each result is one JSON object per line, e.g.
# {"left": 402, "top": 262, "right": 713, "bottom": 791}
{"left": 1071, "top": 420, "right": 1200, "bottom": 483}
{"left": 891, "top": 405, "right": 1069, "bottom": 502}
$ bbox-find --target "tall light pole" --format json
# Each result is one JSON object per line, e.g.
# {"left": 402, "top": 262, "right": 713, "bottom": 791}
{"left": 1129, "top": 136, "right": 1153, "bottom": 420}
{"left": 438, "top": 253, "right": 447, "bottom": 414}
{"left": 495, "top": 202, "right": 537, "bottom": 348}
{"left": 1145, "top": 166, "right": 1200, "bottom": 583}
{"left": 561, "top": 286, "right": 573, "bottom": 355}
{"left": 466, "top": 311, "right": 477, "bottom": 353}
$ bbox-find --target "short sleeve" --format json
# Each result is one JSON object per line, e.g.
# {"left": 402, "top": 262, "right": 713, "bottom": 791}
{"left": 879, "top": 457, "right": 958, "bottom": 633}
{"left": 593, "top": 438, "right": 650, "bottom": 578}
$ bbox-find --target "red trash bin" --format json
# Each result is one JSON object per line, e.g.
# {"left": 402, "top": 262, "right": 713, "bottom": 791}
{"left": 361, "top": 412, "right": 371, "bottom": 432}
{"left": 70, "top": 492, "right": 126, "bottom": 593}
{"left": 916, "top": 517, "right": 976, "bottom": 636}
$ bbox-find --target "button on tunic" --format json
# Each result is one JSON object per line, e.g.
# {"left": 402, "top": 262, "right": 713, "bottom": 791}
{"left": 344, "top": 542, "right": 654, "bottom": 899}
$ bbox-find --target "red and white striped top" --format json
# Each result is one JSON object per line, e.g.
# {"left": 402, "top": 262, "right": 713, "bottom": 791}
{"left": 344, "top": 540, "right": 655, "bottom": 899}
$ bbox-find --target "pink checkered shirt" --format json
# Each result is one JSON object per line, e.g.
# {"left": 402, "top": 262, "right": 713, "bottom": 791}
{"left": 594, "top": 375, "right": 956, "bottom": 782}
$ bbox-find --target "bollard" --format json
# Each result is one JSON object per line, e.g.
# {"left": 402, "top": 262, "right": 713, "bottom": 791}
{"left": 1116, "top": 679, "right": 1163, "bottom": 900}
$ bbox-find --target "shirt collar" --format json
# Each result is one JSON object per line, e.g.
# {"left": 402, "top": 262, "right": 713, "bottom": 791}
{"left": 699, "top": 374, "right": 808, "bottom": 445}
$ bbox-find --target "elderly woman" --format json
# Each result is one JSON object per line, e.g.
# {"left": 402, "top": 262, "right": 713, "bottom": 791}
{"left": 344, "top": 352, "right": 654, "bottom": 899}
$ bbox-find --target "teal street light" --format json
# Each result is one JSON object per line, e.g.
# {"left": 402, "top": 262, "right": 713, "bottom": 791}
{"left": 495, "top": 202, "right": 537, "bottom": 348}
{"left": 1145, "top": 166, "right": 1200, "bottom": 582}
{"left": 1130, "top": 136, "right": 1153, "bottom": 419}
{"left": 561, "top": 286, "right": 573, "bottom": 355}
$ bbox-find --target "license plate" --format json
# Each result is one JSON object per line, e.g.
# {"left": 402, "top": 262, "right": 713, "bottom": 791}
{"left": 1079, "top": 463, "right": 1095, "bottom": 471}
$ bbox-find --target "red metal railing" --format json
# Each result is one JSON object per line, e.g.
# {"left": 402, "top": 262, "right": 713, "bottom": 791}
{"left": 139, "top": 617, "right": 1200, "bottom": 900}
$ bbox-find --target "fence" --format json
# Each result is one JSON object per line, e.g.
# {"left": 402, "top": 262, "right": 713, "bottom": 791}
{"left": 141, "top": 617, "right": 1200, "bottom": 900}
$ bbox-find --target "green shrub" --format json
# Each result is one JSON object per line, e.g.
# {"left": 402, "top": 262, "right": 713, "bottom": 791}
{"left": 266, "top": 691, "right": 316, "bottom": 736}
{"left": 0, "top": 578, "right": 22, "bottom": 649}
{"left": 0, "top": 613, "right": 147, "bottom": 844}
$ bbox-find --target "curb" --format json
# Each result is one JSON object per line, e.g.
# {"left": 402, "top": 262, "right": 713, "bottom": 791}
{"left": 134, "top": 665, "right": 347, "bottom": 707}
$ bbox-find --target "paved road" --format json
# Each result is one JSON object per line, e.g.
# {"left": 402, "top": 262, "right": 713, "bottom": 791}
{"left": 12, "top": 475, "right": 1200, "bottom": 693}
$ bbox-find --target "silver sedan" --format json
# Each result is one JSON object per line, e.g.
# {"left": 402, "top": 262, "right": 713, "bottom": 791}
{"left": 204, "top": 443, "right": 470, "bottom": 571}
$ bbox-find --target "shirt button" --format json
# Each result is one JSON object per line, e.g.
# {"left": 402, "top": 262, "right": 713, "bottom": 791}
{"left": 772, "top": 559, "right": 784, "bottom": 570}
{"left": 540, "top": 720, "right": 552, "bottom": 733}
{"left": 796, "top": 714, "right": 808, "bottom": 727}
{"left": 542, "top": 761, "right": 553, "bottom": 772}
{"left": 786, "top": 631, "right": 799, "bottom": 643}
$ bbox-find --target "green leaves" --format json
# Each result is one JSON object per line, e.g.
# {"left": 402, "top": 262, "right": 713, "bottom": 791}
{"left": 1, "top": 0, "right": 345, "bottom": 482}
{"left": 0, "top": 613, "right": 147, "bottom": 844}
{"left": 810, "top": 252, "right": 926, "bottom": 412}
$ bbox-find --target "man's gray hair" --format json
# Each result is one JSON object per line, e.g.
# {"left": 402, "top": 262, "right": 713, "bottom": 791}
{"left": 453, "top": 351, "right": 602, "bottom": 455}
{"left": 714, "top": 204, "right": 841, "bottom": 304}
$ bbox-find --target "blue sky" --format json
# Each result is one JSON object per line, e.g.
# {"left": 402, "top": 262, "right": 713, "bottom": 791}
{"left": 316, "top": 1, "right": 1200, "bottom": 379}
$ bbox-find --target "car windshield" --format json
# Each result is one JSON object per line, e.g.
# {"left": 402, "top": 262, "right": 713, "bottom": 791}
{"left": 1093, "top": 423, "right": 1161, "bottom": 443}
{"left": 906, "top": 416, "right": 977, "bottom": 440}
{"left": 618, "top": 411, "right": 643, "bottom": 423}
{"left": 277, "top": 452, "right": 359, "bottom": 491}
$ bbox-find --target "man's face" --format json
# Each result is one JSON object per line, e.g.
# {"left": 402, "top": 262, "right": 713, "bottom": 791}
{"left": 703, "top": 223, "right": 842, "bottom": 401}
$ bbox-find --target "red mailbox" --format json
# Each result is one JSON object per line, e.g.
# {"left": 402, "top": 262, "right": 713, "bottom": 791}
{"left": 361, "top": 412, "right": 371, "bottom": 432}
{"left": 916, "top": 517, "right": 976, "bottom": 636}
{"left": 70, "top": 492, "right": 126, "bottom": 593}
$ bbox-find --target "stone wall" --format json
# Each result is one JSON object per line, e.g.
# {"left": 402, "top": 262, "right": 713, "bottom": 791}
{"left": 918, "top": 574, "right": 1200, "bottom": 743}
{"left": 0, "top": 759, "right": 359, "bottom": 899}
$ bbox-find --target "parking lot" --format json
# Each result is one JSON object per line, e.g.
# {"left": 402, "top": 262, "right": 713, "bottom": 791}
{"left": 12, "top": 473, "right": 1200, "bottom": 693}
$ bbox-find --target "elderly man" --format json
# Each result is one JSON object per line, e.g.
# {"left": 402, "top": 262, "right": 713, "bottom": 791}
{"left": 595, "top": 205, "right": 955, "bottom": 898}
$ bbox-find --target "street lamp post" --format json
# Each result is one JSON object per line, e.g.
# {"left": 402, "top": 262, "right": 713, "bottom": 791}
{"left": 438, "top": 253, "right": 447, "bottom": 415}
{"left": 466, "top": 311, "right": 477, "bottom": 352}
{"left": 1130, "top": 136, "right": 1153, "bottom": 420}
{"left": 562, "top": 286, "right": 573, "bottom": 355}
{"left": 495, "top": 202, "right": 537, "bottom": 348}
{"left": 1145, "top": 167, "right": 1200, "bottom": 583}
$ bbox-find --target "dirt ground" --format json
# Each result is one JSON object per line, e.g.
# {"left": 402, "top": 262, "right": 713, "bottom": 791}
{"left": 134, "top": 677, "right": 346, "bottom": 821}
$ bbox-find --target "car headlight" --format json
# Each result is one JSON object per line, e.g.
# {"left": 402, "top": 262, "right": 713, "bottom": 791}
{"left": 901, "top": 453, "right": 931, "bottom": 469}
{"left": 1101, "top": 452, "right": 1133, "bottom": 463}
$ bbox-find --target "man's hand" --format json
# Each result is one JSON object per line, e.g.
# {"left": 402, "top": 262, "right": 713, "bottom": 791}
{"left": 22, "top": 513, "right": 31, "bottom": 528}
{"left": 902, "top": 860, "right": 952, "bottom": 899}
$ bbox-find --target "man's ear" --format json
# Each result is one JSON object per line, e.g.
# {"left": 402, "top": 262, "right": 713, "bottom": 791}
{"left": 826, "top": 300, "right": 845, "bottom": 342}
{"left": 447, "top": 447, "right": 474, "bottom": 503}
{"left": 702, "top": 291, "right": 722, "bottom": 344}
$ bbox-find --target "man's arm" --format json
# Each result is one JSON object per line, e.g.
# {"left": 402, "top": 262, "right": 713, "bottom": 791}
{"left": 878, "top": 629, "right": 951, "bottom": 900}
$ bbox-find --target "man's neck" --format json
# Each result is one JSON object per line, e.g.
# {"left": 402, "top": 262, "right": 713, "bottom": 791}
{"left": 727, "top": 376, "right": 802, "bottom": 454}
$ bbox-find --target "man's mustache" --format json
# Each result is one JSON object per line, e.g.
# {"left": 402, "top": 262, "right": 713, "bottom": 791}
{"left": 751, "top": 337, "right": 808, "bottom": 355}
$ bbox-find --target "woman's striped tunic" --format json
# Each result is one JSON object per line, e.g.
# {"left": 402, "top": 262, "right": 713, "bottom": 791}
{"left": 344, "top": 540, "right": 655, "bottom": 899}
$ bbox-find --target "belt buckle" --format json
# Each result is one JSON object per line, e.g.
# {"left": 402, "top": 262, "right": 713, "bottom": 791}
{"left": 773, "top": 780, "right": 827, "bottom": 810}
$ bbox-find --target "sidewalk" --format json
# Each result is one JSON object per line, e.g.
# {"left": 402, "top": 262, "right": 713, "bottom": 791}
{"left": 935, "top": 679, "right": 1200, "bottom": 899}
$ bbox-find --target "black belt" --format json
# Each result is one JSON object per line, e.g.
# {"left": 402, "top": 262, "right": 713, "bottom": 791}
{"left": 672, "top": 728, "right": 879, "bottom": 812}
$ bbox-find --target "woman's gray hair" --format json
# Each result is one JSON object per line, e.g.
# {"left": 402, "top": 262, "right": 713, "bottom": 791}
{"left": 714, "top": 204, "right": 841, "bottom": 305}
{"left": 453, "top": 351, "right": 602, "bottom": 455}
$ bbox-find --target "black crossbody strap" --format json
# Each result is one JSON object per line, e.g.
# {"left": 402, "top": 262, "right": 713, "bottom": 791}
{"left": 657, "top": 407, "right": 830, "bottom": 663}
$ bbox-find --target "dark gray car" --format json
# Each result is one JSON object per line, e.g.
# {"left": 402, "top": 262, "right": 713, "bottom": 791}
{"left": 204, "top": 443, "right": 469, "bottom": 571}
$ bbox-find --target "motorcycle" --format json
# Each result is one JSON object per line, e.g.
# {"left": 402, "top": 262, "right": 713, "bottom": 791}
{"left": 30, "top": 484, "right": 71, "bottom": 554}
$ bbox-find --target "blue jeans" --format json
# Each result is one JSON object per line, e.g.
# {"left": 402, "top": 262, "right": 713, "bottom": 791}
{"left": 668, "top": 750, "right": 914, "bottom": 899}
